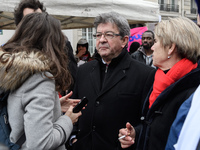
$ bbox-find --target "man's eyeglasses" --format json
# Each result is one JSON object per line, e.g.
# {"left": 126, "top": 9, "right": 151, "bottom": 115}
{"left": 93, "top": 31, "right": 120, "bottom": 40}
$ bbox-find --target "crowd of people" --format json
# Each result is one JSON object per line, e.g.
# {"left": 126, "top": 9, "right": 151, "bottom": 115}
{"left": 0, "top": 0, "right": 200, "bottom": 150}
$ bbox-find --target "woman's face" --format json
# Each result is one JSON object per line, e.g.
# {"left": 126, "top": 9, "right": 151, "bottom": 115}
{"left": 151, "top": 35, "right": 169, "bottom": 69}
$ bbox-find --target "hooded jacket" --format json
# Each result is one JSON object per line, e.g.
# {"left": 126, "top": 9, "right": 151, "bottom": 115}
{"left": 0, "top": 49, "right": 73, "bottom": 150}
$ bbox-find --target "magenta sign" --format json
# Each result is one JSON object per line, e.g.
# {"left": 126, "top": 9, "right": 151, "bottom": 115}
{"left": 128, "top": 26, "right": 147, "bottom": 51}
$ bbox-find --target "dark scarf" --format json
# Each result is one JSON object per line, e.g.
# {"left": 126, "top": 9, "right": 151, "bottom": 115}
{"left": 149, "top": 58, "right": 197, "bottom": 108}
{"left": 80, "top": 53, "right": 92, "bottom": 61}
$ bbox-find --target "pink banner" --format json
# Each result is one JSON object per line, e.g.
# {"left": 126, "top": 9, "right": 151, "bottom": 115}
{"left": 128, "top": 26, "right": 148, "bottom": 51}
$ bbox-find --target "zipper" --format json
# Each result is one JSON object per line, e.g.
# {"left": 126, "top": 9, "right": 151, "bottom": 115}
{"left": 105, "top": 64, "right": 108, "bottom": 73}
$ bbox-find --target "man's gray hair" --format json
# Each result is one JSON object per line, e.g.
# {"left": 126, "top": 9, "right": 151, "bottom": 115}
{"left": 94, "top": 11, "right": 130, "bottom": 38}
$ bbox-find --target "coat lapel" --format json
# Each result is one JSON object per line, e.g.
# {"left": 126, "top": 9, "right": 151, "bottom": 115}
{"left": 99, "top": 68, "right": 126, "bottom": 96}
{"left": 99, "top": 52, "right": 131, "bottom": 96}
{"left": 90, "top": 61, "right": 101, "bottom": 95}
{"left": 90, "top": 49, "right": 131, "bottom": 97}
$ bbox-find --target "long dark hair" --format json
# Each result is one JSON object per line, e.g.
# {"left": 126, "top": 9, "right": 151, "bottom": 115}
{"left": 2, "top": 12, "right": 72, "bottom": 91}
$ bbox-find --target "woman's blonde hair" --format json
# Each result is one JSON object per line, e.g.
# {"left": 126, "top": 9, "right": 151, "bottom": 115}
{"left": 155, "top": 17, "right": 200, "bottom": 63}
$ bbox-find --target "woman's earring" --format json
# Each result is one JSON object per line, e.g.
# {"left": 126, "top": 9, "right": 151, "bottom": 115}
{"left": 168, "top": 55, "right": 171, "bottom": 59}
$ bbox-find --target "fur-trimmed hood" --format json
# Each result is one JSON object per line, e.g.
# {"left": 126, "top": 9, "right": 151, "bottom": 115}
{"left": 0, "top": 49, "right": 50, "bottom": 92}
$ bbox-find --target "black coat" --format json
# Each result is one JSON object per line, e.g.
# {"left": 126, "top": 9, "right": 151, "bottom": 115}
{"left": 131, "top": 47, "right": 153, "bottom": 67}
{"left": 131, "top": 49, "right": 146, "bottom": 65}
{"left": 71, "top": 49, "right": 155, "bottom": 150}
{"left": 65, "top": 40, "right": 77, "bottom": 91}
{"left": 136, "top": 67, "right": 200, "bottom": 150}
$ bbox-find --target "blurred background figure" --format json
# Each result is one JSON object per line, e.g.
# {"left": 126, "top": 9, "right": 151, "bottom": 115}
{"left": 128, "top": 41, "right": 140, "bottom": 55}
{"left": 75, "top": 38, "right": 92, "bottom": 67}
{"left": 131, "top": 30, "right": 155, "bottom": 68}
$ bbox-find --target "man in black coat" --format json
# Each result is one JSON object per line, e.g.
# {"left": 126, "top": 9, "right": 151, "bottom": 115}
{"left": 70, "top": 12, "right": 155, "bottom": 150}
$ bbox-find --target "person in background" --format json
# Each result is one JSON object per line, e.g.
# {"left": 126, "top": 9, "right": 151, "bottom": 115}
{"left": 128, "top": 41, "right": 140, "bottom": 55}
{"left": 14, "top": 0, "right": 77, "bottom": 94}
{"left": 118, "top": 17, "right": 200, "bottom": 150}
{"left": 0, "top": 13, "right": 82, "bottom": 150}
{"left": 131, "top": 30, "right": 155, "bottom": 68}
{"left": 69, "top": 11, "right": 155, "bottom": 150}
{"left": 75, "top": 38, "right": 93, "bottom": 67}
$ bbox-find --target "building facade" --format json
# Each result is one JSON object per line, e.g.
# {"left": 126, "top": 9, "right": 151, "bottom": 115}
{"left": 158, "top": 0, "right": 198, "bottom": 22}
{"left": 70, "top": 0, "right": 198, "bottom": 55}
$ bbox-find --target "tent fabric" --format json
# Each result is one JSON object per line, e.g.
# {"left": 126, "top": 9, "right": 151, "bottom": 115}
{"left": 0, "top": 0, "right": 159, "bottom": 29}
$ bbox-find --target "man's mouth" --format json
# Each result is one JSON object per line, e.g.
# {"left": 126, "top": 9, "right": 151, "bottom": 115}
{"left": 99, "top": 46, "right": 109, "bottom": 50}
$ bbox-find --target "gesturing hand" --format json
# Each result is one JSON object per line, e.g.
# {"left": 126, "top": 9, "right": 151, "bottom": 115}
{"left": 60, "top": 91, "right": 80, "bottom": 113}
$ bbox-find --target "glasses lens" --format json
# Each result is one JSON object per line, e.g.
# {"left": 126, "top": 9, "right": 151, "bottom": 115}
{"left": 93, "top": 33, "right": 102, "bottom": 39}
{"left": 105, "top": 32, "right": 114, "bottom": 39}
{"left": 93, "top": 32, "right": 118, "bottom": 39}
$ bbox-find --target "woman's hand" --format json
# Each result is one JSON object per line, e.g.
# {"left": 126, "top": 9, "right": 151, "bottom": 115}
{"left": 65, "top": 105, "right": 82, "bottom": 124}
{"left": 118, "top": 122, "right": 135, "bottom": 148}
{"left": 60, "top": 91, "right": 80, "bottom": 113}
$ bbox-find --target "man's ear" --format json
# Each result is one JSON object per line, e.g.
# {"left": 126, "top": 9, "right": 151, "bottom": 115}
{"left": 121, "top": 36, "right": 129, "bottom": 48}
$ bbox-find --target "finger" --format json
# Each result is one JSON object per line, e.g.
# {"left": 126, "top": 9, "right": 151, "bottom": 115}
{"left": 65, "top": 91, "right": 73, "bottom": 98}
{"left": 121, "top": 142, "right": 134, "bottom": 149}
{"left": 68, "top": 105, "right": 73, "bottom": 111}
{"left": 119, "top": 129, "right": 127, "bottom": 137}
{"left": 73, "top": 100, "right": 81, "bottom": 103}
{"left": 60, "top": 91, "right": 73, "bottom": 101}
{"left": 77, "top": 111, "right": 82, "bottom": 116}
{"left": 120, "top": 137, "right": 135, "bottom": 145}
{"left": 126, "top": 122, "right": 133, "bottom": 131}
{"left": 72, "top": 139, "right": 77, "bottom": 144}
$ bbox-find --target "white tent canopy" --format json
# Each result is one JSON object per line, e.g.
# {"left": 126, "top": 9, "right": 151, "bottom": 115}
{"left": 0, "top": 0, "right": 159, "bottom": 29}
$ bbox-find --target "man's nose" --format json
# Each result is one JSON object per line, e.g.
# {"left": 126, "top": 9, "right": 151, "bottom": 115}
{"left": 99, "top": 34, "right": 107, "bottom": 42}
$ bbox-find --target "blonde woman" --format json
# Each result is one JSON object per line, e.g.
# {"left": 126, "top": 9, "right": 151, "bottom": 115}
{"left": 119, "top": 17, "right": 200, "bottom": 150}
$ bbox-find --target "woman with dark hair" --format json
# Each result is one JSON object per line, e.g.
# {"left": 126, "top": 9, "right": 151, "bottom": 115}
{"left": 0, "top": 12, "right": 82, "bottom": 150}
{"left": 75, "top": 38, "right": 92, "bottom": 66}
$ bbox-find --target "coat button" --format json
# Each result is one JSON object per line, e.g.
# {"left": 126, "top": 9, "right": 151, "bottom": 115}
{"left": 92, "top": 126, "right": 96, "bottom": 131}
{"left": 140, "top": 116, "right": 145, "bottom": 121}
{"left": 96, "top": 101, "right": 100, "bottom": 106}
